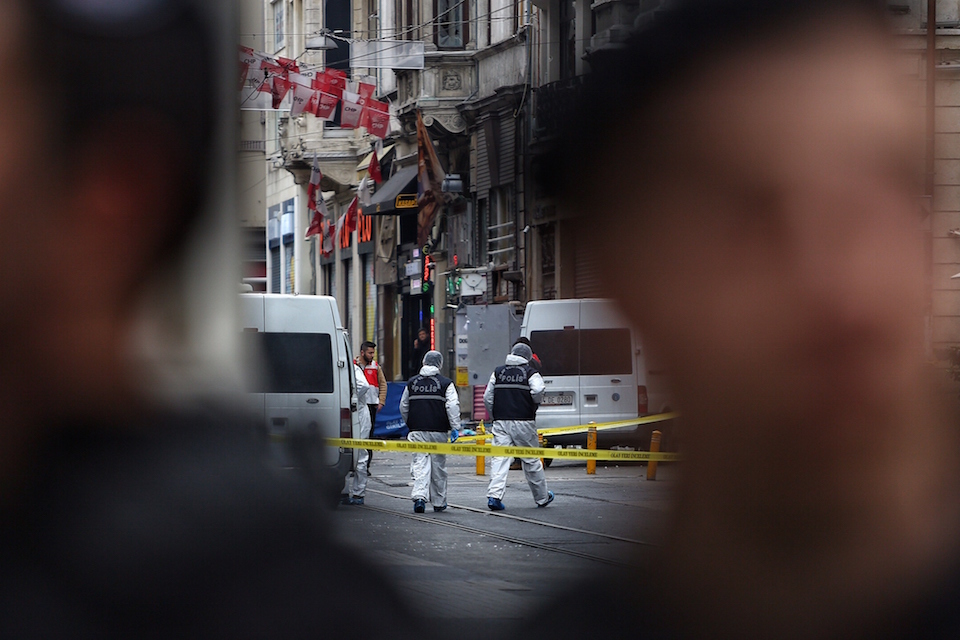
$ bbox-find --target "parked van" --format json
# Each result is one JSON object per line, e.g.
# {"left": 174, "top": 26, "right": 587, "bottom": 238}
{"left": 239, "top": 294, "right": 359, "bottom": 500}
{"left": 521, "top": 299, "right": 677, "bottom": 450}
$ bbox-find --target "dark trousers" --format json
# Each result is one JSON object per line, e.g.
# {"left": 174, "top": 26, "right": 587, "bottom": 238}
{"left": 367, "top": 405, "right": 378, "bottom": 464}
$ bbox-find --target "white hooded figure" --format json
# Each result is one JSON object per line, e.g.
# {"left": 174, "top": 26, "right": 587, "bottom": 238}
{"left": 342, "top": 362, "right": 373, "bottom": 505}
{"left": 399, "top": 350, "right": 460, "bottom": 513}
{"left": 484, "top": 343, "right": 553, "bottom": 510}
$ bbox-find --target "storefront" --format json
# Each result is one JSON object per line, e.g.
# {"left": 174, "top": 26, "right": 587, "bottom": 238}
{"left": 361, "top": 164, "right": 431, "bottom": 380}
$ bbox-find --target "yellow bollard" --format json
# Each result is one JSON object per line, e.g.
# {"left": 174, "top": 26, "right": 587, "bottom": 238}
{"left": 586, "top": 426, "right": 597, "bottom": 475}
{"left": 538, "top": 432, "right": 545, "bottom": 468}
{"left": 476, "top": 422, "right": 486, "bottom": 476}
{"left": 647, "top": 430, "right": 662, "bottom": 481}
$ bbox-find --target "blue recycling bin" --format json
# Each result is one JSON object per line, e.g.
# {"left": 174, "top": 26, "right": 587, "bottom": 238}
{"left": 372, "top": 381, "right": 409, "bottom": 439}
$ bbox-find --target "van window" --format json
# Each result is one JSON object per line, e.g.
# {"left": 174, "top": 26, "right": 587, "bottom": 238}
{"left": 580, "top": 328, "right": 632, "bottom": 375}
{"left": 245, "top": 332, "right": 335, "bottom": 393}
{"left": 529, "top": 328, "right": 632, "bottom": 376}
{"left": 530, "top": 330, "right": 579, "bottom": 376}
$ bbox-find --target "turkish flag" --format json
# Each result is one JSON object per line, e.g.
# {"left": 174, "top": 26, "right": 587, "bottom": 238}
{"left": 368, "top": 149, "right": 382, "bottom": 184}
{"left": 345, "top": 195, "right": 359, "bottom": 234}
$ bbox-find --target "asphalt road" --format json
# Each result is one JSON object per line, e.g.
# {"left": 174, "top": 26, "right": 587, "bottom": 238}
{"left": 330, "top": 448, "right": 678, "bottom": 639}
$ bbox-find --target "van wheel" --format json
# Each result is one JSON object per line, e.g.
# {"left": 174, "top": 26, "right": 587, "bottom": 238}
{"left": 543, "top": 457, "right": 553, "bottom": 468}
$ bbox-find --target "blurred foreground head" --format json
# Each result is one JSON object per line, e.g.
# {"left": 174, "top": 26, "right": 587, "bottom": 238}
{"left": 0, "top": 0, "right": 231, "bottom": 482}
{"left": 552, "top": 0, "right": 960, "bottom": 636}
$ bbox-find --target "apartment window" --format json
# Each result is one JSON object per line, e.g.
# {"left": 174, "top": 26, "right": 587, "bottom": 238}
{"left": 273, "top": 0, "right": 285, "bottom": 50}
{"left": 435, "top": 0, "right": 467, "bottom": 48}
{"left": 325, "top": 0, "right": 351, "bottom": 126}
{"left": 399, "top": 0, "right": 417, "bottom": 40}
{"left": 559, "top": 0, "right": 575, "bottom": 80}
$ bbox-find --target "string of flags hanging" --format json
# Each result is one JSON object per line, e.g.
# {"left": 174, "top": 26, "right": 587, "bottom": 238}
{"left": 305, "top": 140, "right": 384, "bottom": 257}
{"left": 239, "top": 46, "right": 390, "bottom": 138}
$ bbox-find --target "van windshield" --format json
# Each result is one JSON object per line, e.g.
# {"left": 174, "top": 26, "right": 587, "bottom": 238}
{"left": 529, "top": 328, "right": 632, "bottom": 376}
{"left": 243, "top": 332, "right": 335, "bottom": 393}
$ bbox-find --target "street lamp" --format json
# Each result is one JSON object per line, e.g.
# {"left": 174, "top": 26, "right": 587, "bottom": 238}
{"left": 305, "top": 29, "right": 338, "bottom": 51}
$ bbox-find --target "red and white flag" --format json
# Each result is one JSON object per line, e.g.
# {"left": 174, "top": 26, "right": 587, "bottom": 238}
{"left": 344, "top": 195, "right": 359, "bottom": 234}
{"left": 290, "top": 82, "right": 315, "bottom": 117}
{"left": 368, "top": 150, "right": 383, "bottom": 183}
{"left": 340, "top": 91, "right": 364, "bottom": 128}
{"left": 313, "top": 72, "right": 343, "bottom": 100}
{"left": 358, "top": 176, "right": 371, "bottom": 207}
{"left": 287, "top": 72, "right": 312, "bottom": 88}
{"left": 277, "top": 56, "right": 300, "bottom": 74}
{"left": 361, "top": 99, "right": 390, "bottom": 140}
{"left": 314, "top": 90, "right": 339, "bottom": 121}
{"left": 358, "top": 81, "right": 376, "bottom": 101}
{"left": 271, "top": 75, "right": 291, "bottom": 109}
{"left": 239, "top": 46, "right": 257, "bottom": 90}
{"left": 260, "top": 59, "right": 285, "bottom": 77}
{"left": 240, "top": 73, "right": 274, "bottom": 110}
{"left": 326, "top": 68, "right": 348, "bottom": 92}
{"left": 305, "top": 156, "right": 327, "bottom": 239}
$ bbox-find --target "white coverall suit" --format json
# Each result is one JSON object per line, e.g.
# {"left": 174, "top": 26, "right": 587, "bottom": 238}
{"left": 346, "top": 363, "right": 373, "bottom": 499}
{"left": 484, "top": 353, "right": 550, "bottom": 505}
{"left": 399, "top": 363, "right": 460, "bottom": 508}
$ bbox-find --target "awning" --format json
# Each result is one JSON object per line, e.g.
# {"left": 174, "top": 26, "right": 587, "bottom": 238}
{"left": 356, "top": 144, "right": 395, "bottom": 181}
{"left": 362, "top": 165, "right": 419, "bottom": 216}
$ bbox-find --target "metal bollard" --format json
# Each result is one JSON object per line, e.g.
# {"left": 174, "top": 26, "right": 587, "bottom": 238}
{"left": 586, "top": 426, "right": 597, "bottom": 475}
{"left": 476, "top": 423, "right": 486, "bottom": 476}
{"left": 646, "top": 430, "right": 661, "bottom": 481}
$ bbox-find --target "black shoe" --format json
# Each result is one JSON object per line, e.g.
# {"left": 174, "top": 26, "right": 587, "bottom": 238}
{"left": 433, "top": 504, "right": 447, "bottom": 512}
{"left": 414, "top": 499, "right": 426, "bottom": 513}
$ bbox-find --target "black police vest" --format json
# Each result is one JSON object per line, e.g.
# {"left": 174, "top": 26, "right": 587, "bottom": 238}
{"left": 492, "top": 364, "right": 538, "bottom": 421}
{"left": 406, "top": 374, "right": 453, "bottom": 432}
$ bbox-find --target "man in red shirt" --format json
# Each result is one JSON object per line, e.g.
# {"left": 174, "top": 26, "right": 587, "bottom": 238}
{"left": 357, "top": 341, "right": 387, "bottom": 461}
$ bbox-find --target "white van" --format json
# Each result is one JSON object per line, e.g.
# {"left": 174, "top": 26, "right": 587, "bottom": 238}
{"left": 521, "top": 299, "right": 676, "bottom": 449}
{"left": 239, "top": 294, "right": 359, "bottom": 499}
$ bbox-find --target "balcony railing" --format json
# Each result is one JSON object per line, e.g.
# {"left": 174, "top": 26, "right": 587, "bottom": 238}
{"left": 533, "top": 76, "right": 585, "bottom": 141}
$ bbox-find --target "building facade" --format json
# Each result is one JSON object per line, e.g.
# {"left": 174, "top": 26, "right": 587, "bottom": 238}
{"left": 892, "top": 0, "right": 960, "bottom": 360}
{"left": 240, "top": 0, "right": 960, "bottom": 384}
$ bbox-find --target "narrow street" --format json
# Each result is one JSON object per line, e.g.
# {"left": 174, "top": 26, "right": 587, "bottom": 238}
{"left": 331, "top": 451, "right": 678, "bottom": 638}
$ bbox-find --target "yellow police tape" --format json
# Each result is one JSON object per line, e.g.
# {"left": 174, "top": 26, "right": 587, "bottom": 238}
{"left": 449, "top": 411, "right": 680, "bottom": 444}
{"left": 326, "top": 438, "right": 681, "bottom": 462}
{"left": 536, "top": 411, "right": 679, "bottom": 437}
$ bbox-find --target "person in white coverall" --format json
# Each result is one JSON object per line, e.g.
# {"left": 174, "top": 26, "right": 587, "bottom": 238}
{"left": 399, "top": 350, "right": 460, "bottom": 513}
{"left": 342, "top": 362, "right": 373, "bottom": 505}
{"left": 484, "top": 343, "right": 554, "bottom": 510}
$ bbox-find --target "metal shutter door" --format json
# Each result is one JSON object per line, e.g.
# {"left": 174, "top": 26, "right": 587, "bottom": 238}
{"left": 574, "top": 237, "right": 603, "bottom": 298}
{"left": 270, "top": 247, "right": 281, "bottom": 293}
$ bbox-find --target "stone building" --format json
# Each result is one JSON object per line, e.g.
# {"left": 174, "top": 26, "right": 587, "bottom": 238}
{"left": 891, "top": 0, "right": 960, "bottom": 360}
